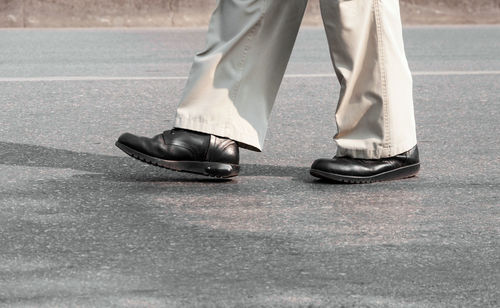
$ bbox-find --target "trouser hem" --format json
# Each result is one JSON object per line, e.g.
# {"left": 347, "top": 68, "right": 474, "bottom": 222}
{"left": 174, "top": 116, "right": 263, "bottom": 152}
{"left": 335, "top": 140, "right": 417, "bottom": 159}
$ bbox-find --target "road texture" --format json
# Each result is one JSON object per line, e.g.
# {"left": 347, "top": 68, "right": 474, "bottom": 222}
{"left": 0, "top": 26, "right": 499, "bottom": 307}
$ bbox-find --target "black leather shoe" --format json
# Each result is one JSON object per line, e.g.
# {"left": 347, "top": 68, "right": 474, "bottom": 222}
{"left": 115, "top": 128, "right": 239, "bottom": 178}
{"left": 310, "top": 145, "right": 420, "bottom": 184}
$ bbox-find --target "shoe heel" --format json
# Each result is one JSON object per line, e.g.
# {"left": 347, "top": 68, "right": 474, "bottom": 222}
{"left": 401, "top": 163, "right": 420, "bottom": 179}
{"left": 205, "top": 163, "right": 239, "bottom": 178}
{"left": 382, "top": 163, "right": 420, "bottom": 181}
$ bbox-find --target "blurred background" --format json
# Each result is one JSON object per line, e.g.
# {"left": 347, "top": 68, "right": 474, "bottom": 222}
{"left": 1, "top": 0, "right": 499, "bottom": 27}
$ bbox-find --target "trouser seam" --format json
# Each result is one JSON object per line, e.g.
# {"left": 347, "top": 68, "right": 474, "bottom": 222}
{"left": 373, "top": 0, "right": 391, "bottom": 150}
{"left": 229, "top": 0, "right": 267, "bottom": 104}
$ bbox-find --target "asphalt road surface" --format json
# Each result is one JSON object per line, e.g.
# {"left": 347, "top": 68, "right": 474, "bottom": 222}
{"left": 1, "top": 26, "right": 499, "bottom": 307}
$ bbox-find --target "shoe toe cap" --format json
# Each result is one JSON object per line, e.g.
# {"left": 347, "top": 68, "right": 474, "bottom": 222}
{"left": 117, "top": 133, "right": 156, "bottom": 156}
{"left": 116, "top": 132, "right": 180, "bottom": 159}
{"left": 117, "top": 132, "right": 140, "bottom": 149}
{"left": 310, "top": 158, "right": 333, "bottom": 172}
{"left": 311, "top": 157, "right": 355, "bottom": 176}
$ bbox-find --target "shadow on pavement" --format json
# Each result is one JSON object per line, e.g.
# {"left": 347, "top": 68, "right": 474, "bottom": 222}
{"left": 0, "top": 141, "right": 311, "bottom": 181}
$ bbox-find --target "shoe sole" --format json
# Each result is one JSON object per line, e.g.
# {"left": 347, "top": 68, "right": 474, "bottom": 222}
{"left": 309, "top": 163, "right": 420, "bottom": 184}
{"left": 115, "top": 141, "right": 239, "bottom": 178}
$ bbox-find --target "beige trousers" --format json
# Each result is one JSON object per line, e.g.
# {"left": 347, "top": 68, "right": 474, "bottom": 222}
{"left": 174, "top": 0, "right": 417, "bottom": 159}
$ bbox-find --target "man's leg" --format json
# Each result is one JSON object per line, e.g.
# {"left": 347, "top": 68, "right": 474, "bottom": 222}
{"left": 116, "top": 0, "right": 308, "bottom": 177}
{"left": 310, "top": 0, "right": 420, "bottom": 183}
{"left": 175, "top": 0, "right": 309, "bottom": 152}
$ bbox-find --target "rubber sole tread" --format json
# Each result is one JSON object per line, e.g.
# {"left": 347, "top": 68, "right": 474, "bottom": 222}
{"left": 115, "top": 141, "right": 239, "bottom": 178}
{"left": 309, "top": 163, "right": 420, "bottom": 184}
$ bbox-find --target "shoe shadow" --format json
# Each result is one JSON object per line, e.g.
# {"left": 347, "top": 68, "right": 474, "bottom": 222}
{"left": 0, "top": 141, "right": 311, "bottom": 182}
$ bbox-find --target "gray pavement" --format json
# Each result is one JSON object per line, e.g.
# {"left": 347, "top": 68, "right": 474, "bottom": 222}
{"left": 0, "top": 26, "right": 499, "bottom": 307}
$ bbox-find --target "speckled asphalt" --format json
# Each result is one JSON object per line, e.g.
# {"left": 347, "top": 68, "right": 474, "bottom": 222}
{"left": 0, "top": 26, "right": 499, "bottom": 307}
